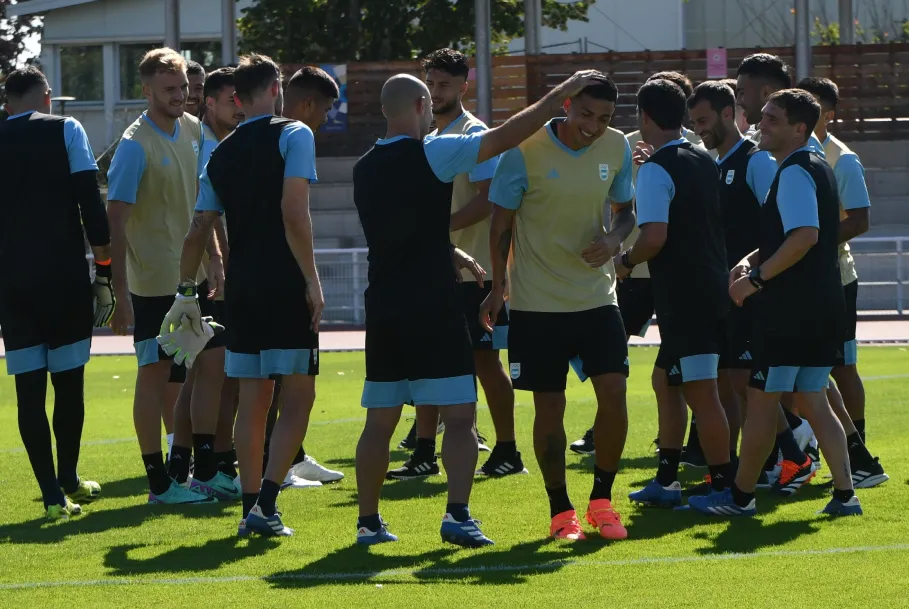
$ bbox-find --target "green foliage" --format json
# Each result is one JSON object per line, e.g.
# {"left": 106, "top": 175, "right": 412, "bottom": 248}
{"left": 0, "top": 0, "right": 43, "bottom": 117}
{"left": 238, "top": 0, "right": 592, "bottom": 63}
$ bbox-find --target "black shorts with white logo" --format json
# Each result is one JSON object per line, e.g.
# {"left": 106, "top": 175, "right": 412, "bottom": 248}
{"left": 719, "top": 304, "right": 753, "bottom": 370}
{"left": 508, "top": 305, "right": 629, "bottom": 393}
{"left": 617, "top": 278, "right": 654, "bottom": 338}
{"left": 656, "top": 314, "right": 724, "bottom": 387}
{"left": 459, "top": 280, "right": 508, "bottom": 350}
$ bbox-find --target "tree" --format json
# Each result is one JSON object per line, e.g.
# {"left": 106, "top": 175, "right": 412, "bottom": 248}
{"left": 239, "top": 0, "right": 593, "bottom": 64}
{"left": 1, "top": 1, "right": 43, "bottom": 117}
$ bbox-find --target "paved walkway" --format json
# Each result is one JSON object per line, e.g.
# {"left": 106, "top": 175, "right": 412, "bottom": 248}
{"left": 2, "top": 321, "right": 908, "bottom": 357}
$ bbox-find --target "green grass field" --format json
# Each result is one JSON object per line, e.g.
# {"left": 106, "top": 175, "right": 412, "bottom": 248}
{"left": 1, "top": 347, "right": 908, "bottom": 608}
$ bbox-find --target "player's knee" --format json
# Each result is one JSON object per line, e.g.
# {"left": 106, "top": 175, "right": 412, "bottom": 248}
{"left": 438, "top": 404, "right": 475, "bottom": 430}
{"left": 592, "top": 374, "right": 626, "bottom": 410}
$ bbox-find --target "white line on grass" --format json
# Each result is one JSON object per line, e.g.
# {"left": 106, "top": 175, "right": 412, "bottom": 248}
{"left": 2, "top": 374, "right": 907, "bottom": 455}
{"left": 1, "top": 543, "right": 907, "bottom": 590}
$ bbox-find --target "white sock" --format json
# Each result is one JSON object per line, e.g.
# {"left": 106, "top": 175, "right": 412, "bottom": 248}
{"left": 166, "top": 433, "right": 174, "bottom": 459}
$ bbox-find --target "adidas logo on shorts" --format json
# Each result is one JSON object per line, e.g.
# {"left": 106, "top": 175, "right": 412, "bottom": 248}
{"left": 480, "top": 333, "right": 492, "bottom": 342}
{"left": 738, "top": 351, "right": 753, "bottom": 361}
{"left": 753, "top": 371, "right": 766, "bottom": 381}
{"left": 669, "top": 366, "right": 681, "bottom": 376}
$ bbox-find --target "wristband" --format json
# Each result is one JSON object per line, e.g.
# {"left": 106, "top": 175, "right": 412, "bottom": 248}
{"left": 176, "top": 283, "right": 198, "bottom": 298}
{"left": 748, "top": 268, "right": 765, "bottom": 291}
{"left": 620, "top": 251, "right": 635, "bottom": 270}
{"left": 95, "top": 258, "right": 111, "bottom": 266}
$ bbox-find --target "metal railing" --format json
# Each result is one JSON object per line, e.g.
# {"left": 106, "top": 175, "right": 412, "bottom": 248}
{"left": 81, "top": 237, "right": 906, "bottom": 327}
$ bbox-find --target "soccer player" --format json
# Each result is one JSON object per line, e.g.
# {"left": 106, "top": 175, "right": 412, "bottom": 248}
{"left": 387, "top": 48, "right": 522, "bottom": 481}
{"left": 735, "top": 52, "right": 821, "bottom": 485}
{"left": 173, "top": 54, "right": 325, "bottom": 537}
{"left": 693, "top": 89, "right": 862, "bottom": 517}
{"left": 107, "top": 48, "right": 223, "bottom": 504}
{"left": 720, "top": 78, "right": 751, "bottom": 133}
{"left": 686, "top": 81, "right": 784, "bottom": 491}
{"left": 0, "top": 67, "right": 114, "bottom": 519}
{"left": 185, "top": 60, "right": 206, "bottom": 118}
{"left": 570, "top": 71, "right": 710, "bottom": 464}
{"left": 616, "top": 79, "right": 733, "bottom": 509}
{"left": 352, "top": 70, "right": 604, "bottom": 546}
{"left": 483, "top": 75, "right": 634, "bottom": 540}
{"left": 797, "top": 76, "right": 888, "bottom": 487}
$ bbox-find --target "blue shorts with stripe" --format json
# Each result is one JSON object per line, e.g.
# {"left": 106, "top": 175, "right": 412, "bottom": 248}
{"left": 1, "top": 280, "right": 93, "bottom": 375}
{"left": 361, "top": 311, "right": 476, "bottom": 408}
{"left": 656, "top": 314, "right": 724, "bottom": 386}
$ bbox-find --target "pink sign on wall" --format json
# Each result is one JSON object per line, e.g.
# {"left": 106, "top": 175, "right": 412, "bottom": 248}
{"left": 706, "top": 48, "right": 728, "bottom": 79}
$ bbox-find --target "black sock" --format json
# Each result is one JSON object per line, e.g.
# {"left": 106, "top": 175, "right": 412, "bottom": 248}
{"left": 846, "top": 432, "right": 874, "bottom": 465}
{"left": 784, "top": 408, "right": 803, "bottom": 430}
{"left": 854, "top": 418, "right": 866, "bottom": 443}
{"left": 242, "top": 493, "right": 258, "bottom": 519}
{"left": 192, "top": 433, "right": 217, "bottom": 481}
{"left": 50, "top": 368, "right": 85, "bottom": 494}
{"left": 495, "top": 440, "right": 517, "bottom": 456}
{"left": 168, "top": 445, "right": 192, "bottom": 484}
{"left": 730, "top": 451, "right": 739, "bottom": 472}
{"left": 545, "top": 485, "right": 574, "bottom": 518}
{"left": 446, "top": 503, "right": 471, "bottom": 522}
{"left": 686, "top": 417, "right": 701, "bottom": 451}
{"left": 763, "top": 441, "right": 780, "bottom": 471}
{"left": 730, "top": 482, "right": 754, "bottom": 508}
{"left": 832, "top": 487, "right": 855, "bottom": 503}
{"left": 257, "top": 478, "right": 281, "bottom": 517}
{"left": 292, "top": 446, "right": 306, "bottom": 465}
{"left": 656, "top": 448, "right": 681, "bottom": 486}
{"left": 777, "top": 428, "right": 807, "bottom": 464}
{"left": 143, "top": 452, "right": 172, "bottom": 496}
{"left": 358, "top": 513, "right": 382, "bottom": 531}
{"left": 216, "top": 450, "right": 238, "bottom": 478}
{"left": 413, "top": 437, "right": 436, "bottom": 462}
{"left": 590, "top": 465, "right": 617, "bottom": 501}
{"left": 708, "top": 462, "right": 734, "bottom": 491}
{"left": 16, "top": 369, "right": 64, "bottom": 508}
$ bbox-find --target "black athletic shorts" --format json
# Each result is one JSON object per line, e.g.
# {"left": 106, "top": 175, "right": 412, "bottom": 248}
{"left": 508, "top": 305, "right": 629, "bottom": 393}
{"left": 361, "top": 311, "right": 476, "bottom": 408}
{"left": 719, "top": 304, "right": 753, "bottom": 370}
{"left": 656, "top": 314, "right": 724, "bottom": 387}
{"left": 132, "top": 280, "right": 224, "bottom": 376}
{"left": 1, "top": 280, "right": 93, "bottom": 375}
{"left": 617, "top": 278, "right": 654, "bottom": 338}
{"left": 223, "top": 282, "right": 319, "bottom": 379}
{"left": 459, "top": 280, "right": 508, "bottom": 350}
{"left": 832, "top": 280, "right": 859, "bottom": 367}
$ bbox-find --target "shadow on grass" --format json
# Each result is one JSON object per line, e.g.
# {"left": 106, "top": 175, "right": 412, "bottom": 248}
{"left": 266, "top": 537, "right": 604, "bottom": 588}
{"left": 0, "top": 496, "right": 231, "bottom": 545}
{"left": 103, "top": 536, "right": 275, "bottom": 576}
{"left": 567, "top": 454, "right": 658, "bottom": 474}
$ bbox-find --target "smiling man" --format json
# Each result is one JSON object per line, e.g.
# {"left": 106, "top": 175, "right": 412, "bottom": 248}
{"left": 184, "top": 60, "right": 206, "bottom": 118}
{"left": 483, "top": 75, "right": 634, "bottom": 541}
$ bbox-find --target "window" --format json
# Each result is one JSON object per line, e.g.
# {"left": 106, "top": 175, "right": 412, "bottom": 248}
{"left": 59, "top": 46, "right": 103, "bottom": 102}
{"left": 119, "top": 43, "right": 162, "bottom": 100}
{"left": 181, "top": 41, "right": 222, "bottom": 73}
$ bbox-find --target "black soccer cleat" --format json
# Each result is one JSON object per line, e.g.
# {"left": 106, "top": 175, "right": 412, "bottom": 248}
{"left": 477, "top": 447, "right": 529, "bottom": 477}
{"left": 680, "top": 445, "right": 707, "bottom": 469}
{"left": 852, "top": 456, "right": 889, "bottom": 489}
{"left": 386, "top": 456, "right": 440, "bottom": 481}
{"left": 569, "top": 428, "right": 596, "bottom": 455}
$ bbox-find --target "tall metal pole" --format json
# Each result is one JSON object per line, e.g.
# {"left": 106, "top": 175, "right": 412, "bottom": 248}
{"left": 524, "top": 0, "right": 542, "bottom": 55}
{"left": 794, "top": 0, "right": 811, "bottom": 82}
{"left": 221, "top": 0, "right": 237, "bottom": 65}
{"left": 839, "top": 0, "right": 854, "bottom": 45}
{"left": 164, "top": 0, "right": 180, "bottom": 52}
{"left": 475, "top": 0, "right": 493, "bottom": 125}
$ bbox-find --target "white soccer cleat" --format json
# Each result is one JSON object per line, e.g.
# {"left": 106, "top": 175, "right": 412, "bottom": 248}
{"left": 290, "top": 455, "right": 344, "bottom": 483}
{"left": 281, "top": 470, "right": 323, "bottom": 489}
{"left": 792, "top": 418, "right": 815, "bottom": 451}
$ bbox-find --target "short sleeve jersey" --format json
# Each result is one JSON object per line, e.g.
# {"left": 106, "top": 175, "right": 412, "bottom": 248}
{"left": 623, "top": 128, "right": 708, "bottom": 279}
{"left": 107, "top": 112, "right": 204, "bottom": 296}
{"left": 489, "top": 120, "right": 634, "bottom": 313}
{"left": 430, "top": 111, "right": 499, "bottom": 281}
{"left": 822, "top": 134, "right": 871, "bottom": 286}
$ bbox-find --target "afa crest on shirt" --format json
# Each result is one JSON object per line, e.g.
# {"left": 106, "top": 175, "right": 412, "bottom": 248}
{"left": 598, "top": 163, "right": 609, "bottom": 181}
{"left": 192, "top": 140, "right": 200, "bottom": 156}
{"left": 510, "top": 363, "right": 521, "bottom": 380}
{"left": 725, "top": 169, "right": 735, "bottom": 184}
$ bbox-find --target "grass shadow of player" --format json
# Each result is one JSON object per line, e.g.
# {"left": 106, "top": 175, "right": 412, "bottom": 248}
{"left": 0, "top": 499, "right": 231, "bottom": 545}
{"left": 566, "top": 454, "right": 658, "bottom": 473}
{"left": 267, "top": 537, "right": 602, "bottom": 589}
{"left": 28, "top": 475, "right": 150, "bottom": 504}
{"left": 323, "top": 457, "right": 358, "bottom": 468}
{"left": 103, "top": 536, "right": 275, "bottom": 576}
{"left": 693, "top": 514, "right": 821, "bottom": 556}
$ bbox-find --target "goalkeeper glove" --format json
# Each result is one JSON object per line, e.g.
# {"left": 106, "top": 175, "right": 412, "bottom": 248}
{"left": 161, "top": 283, "right": 204, "bottom": 336}
{"left": 92, "top": 262, "right": 116, "bottom": 328}
{"left": 157, "top": 316, "right": 224, "bottom": 369}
